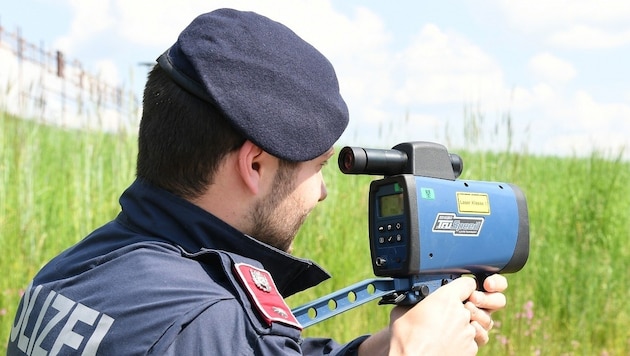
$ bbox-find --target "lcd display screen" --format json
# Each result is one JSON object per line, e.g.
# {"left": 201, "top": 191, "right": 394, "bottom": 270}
{"left": 379, "top": 193, "right": 404, "bottom": 217}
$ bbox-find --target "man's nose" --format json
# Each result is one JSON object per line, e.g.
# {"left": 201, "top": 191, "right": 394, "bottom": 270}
{"left": 319, "top": 181, "right": 328, "bottom": 202}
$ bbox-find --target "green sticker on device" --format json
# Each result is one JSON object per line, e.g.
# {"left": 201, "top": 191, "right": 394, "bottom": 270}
{"left": 421, "top": 188, "right": 435, "bottom": 200}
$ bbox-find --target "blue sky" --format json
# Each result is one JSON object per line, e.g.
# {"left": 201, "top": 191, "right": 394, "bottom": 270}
{"left": 2, "top": 0, "right": 629, "bottom": 158}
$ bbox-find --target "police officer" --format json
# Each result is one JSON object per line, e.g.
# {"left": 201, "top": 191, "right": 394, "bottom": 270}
{"left": 7, "top": 8, "right": 508, "bottom": 355}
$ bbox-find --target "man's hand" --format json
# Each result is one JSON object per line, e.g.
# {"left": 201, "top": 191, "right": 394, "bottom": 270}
{"left": 358, "top": 274, "right": 508, "bottom": 356}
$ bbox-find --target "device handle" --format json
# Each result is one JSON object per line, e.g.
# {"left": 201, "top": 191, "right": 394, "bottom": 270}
{"left": 291, "top": 278, "right": 396, "bottom": 328}
{"left": 291, "top": 275, "right": 459, "bottom": 328}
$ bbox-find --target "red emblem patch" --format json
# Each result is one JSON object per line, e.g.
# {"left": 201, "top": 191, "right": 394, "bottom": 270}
{"left": 233, "top": 263, "right": 302, "bottom": 330}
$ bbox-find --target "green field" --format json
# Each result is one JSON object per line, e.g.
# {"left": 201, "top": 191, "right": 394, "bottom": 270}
{"left": 1, "top": 112, "right": 629, "bottom": 355}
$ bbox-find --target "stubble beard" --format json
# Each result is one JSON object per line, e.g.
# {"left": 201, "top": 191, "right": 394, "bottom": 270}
{"left": 249, "top": 162, "right": 307, "bottom": 253}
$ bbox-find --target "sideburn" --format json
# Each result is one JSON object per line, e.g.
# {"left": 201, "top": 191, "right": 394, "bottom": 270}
{"left": 249, "top": 160, "right": 301, "bottom": 252}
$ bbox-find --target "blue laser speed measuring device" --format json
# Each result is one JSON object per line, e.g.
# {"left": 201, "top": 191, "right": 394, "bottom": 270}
{"left": 291, "top": 142, "right": 529, "bottom": 328}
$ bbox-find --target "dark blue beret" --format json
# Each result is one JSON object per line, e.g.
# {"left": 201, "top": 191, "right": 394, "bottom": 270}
{"left": 157, "top": 8, "right": 349, "bottom": 162}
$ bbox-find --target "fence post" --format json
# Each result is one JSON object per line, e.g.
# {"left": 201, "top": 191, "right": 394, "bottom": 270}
{"left": 3, "top": 26, "right": 138, "bottom": 129}
{"left": 56, "top": 50, "right": 65, "bottom": 78}
{"left": 17, "top": 27, "right": 23, "bottom": 60}
{"left": 17, "top": 27, "right": 24, "bottom": 113}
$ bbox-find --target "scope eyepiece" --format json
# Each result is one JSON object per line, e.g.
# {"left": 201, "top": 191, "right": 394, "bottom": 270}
{"left": 338, "top": 146, "right": 407, "bottom": 176}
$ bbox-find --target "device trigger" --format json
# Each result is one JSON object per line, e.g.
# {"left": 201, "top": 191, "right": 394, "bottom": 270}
{"left": 474, "top": 273, "right": 488, "bottom": 292}
{"left": 379, "top": 292, "right": 407, "bottom": 305}
{"left": 393, "top": 293, "right": 407, "bottom": 304}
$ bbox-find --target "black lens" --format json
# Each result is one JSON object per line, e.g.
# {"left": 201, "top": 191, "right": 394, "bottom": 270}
{"left": 338, "top": 146, "right": 367, "bottom": 174}
{"left": 343, "top": 150, "right": 354, "bottom": 171}
{"left": 338, "top": 146, "right": 406, "bottom": 175}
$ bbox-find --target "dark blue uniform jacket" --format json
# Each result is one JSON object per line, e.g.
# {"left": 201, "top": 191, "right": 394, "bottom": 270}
{"left": 7, "top": 179, "right": 368, "bottom": 355}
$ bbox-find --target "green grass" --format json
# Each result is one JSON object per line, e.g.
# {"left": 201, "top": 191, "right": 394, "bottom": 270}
{"left": 1, "top": 111, "right": 629, "bottom": 355}
{"left": 0, "top": 113, "right": 137, "bottom": 352}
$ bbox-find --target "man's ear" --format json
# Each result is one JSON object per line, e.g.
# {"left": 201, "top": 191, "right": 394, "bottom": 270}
{"left": 237, "top": 140, "right": 266, "bottom": 195}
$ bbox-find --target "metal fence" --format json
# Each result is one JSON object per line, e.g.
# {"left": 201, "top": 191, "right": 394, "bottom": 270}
{"left": 0, "top": 25, "right": 140, "bottom": 132}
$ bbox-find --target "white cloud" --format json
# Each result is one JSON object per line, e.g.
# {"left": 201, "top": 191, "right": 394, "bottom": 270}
{"left": 511, "top": 83, "right": 559, "bottom": 111}
{"left": 494, "top": 0, "right": 630, "bottom": 49}
{"left": 570, "top": 91, "right": 630, "bottom": 130}
{"left": 548, "top": 25, "right": 630, "bottom": 49}
{"left": 515, "top": 88, "right": 630, "bottom": 157}
{"left": 495, "top": 0, "right": 630, "bottom": 30}
{"left": 111, "top": 1, "right": 189, "bottom": 46}
{"left": 528, "top": 53, "right": 576, "bottom": 83}
{"left": 394, "top": 24, "right": 505, "bottom": 106}
{"left": 55, "top": 0, "right": 114, "bottom": 53}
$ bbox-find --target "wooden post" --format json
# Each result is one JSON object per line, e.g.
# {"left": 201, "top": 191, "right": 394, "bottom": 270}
{"left": 56, "top": 50, "right": 65, "bottom": 78}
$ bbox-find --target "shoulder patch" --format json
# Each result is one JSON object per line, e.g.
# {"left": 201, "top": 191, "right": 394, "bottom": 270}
{"left": 233, "top": 263, "right": 302, "bottom": 330}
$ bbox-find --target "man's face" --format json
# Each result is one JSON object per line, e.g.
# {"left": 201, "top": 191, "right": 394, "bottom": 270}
{"left": 249, "top": 149, "right": 333, "bottom": 253}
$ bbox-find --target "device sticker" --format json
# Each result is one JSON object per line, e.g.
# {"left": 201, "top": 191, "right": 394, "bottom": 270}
{"left": 432, "top": 213, "right": 484, "bottom": 236}
{"left": 421, "top": 187, "right": 435, "bottom": 200}
{"left": 456, "top": 192, "right": 490, "bottom": 214}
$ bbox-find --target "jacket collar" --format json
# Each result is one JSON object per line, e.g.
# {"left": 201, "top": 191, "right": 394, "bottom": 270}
{"left": 116, "top": 179, "right": 330, "bottom": 297}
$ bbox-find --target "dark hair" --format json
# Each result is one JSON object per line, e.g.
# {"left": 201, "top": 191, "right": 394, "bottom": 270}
{"left": 136, "top": 65, "right": 246, "bottom": 199}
